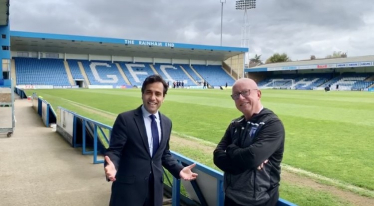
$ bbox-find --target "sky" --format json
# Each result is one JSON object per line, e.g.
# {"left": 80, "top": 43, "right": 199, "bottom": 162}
{"left": 9, "top": 0, "right": 374, "bottom": 62}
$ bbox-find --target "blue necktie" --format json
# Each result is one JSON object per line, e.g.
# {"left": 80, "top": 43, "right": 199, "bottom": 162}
{"left": 149, "top": 114, "right": 160, "bottom": 156}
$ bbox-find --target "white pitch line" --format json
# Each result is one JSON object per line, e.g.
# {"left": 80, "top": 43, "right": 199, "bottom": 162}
{"left": 42, "top": 93, "right": 117, "bottom": 116}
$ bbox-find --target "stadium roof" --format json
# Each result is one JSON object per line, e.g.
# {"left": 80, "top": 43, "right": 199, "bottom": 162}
{"left": 246, "top": 55, "right": 374, "bottom": 72}
{"left": 0, "top": 0, "right": 9, "bottom": 26}
{"left": 10, "top": 31, "right": 248, "bottom": 61}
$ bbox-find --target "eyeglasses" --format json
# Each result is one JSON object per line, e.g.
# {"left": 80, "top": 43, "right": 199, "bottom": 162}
{"left": 231, "top": 89, "right": 258, "bottom": 100}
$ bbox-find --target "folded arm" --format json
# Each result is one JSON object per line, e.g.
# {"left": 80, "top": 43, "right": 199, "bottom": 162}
{"left": 226, "top": 119, "right": 285, "bottom": 170}
{"left": 213, "top": 125, "right": 246, "bottom": 174}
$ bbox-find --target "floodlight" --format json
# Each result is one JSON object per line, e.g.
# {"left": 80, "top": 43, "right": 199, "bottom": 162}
{"left": 235, "top": 0, "right": 256, "bottom": 10}
{"left": 220, "top": 0, "right": 227, "bottom": 46}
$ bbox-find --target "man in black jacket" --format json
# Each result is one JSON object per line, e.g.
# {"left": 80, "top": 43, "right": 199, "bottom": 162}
{"left": 213, "top": 78, "right": 285, "bottom": 206}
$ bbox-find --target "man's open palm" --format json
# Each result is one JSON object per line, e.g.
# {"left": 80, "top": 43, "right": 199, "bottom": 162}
{"left": 105, "top": 156, "right": 117, "bottom": 182}
{"left": 179, "top": 163, "right": 198, "bottom": 181}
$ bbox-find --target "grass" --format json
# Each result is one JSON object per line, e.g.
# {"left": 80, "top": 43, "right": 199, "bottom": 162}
{"left": 279, "top": 183, "right": 353, "bottom": 206}
{"left": 26, "top": 88, "right": 374, "bottom": 205}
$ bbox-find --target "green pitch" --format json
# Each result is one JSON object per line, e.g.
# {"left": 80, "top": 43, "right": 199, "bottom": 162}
{"left": 27, "top": 88, "right": 374, "bottom": 194}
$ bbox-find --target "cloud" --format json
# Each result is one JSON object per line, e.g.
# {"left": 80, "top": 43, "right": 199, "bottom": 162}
{"left": 9, "top": 0, "right": 374, "bottom": 62}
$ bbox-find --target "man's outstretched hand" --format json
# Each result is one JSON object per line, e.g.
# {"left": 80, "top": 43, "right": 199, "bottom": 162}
{"left": 105, "top": 156, "right": 117, "bottom": 182}
{"left": 179, "top": 163, "right": 198, "bottom": 181}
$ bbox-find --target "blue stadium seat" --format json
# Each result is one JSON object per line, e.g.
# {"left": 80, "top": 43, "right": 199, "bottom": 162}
{"left": 67, "top": 60, "right": 85, "bottom": 80}
{"left": 153, "top": 63, "right": 196, "bottom": 86}
{"left": 192, "top": 65, "right": 235, "bottom": 86}
{"left": 77, "top": 60, "right": 129, "bottom": 86}
{"left": 119, "top": 62, "right": 156, "bottom": 86}
{"left": 258, "top": 72, "right": 374, "bottom": 90}
{"left": 14, "top": 57, "right": 71, "bottom": 86}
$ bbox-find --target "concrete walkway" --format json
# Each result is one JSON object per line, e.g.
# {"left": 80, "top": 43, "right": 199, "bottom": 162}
{"left": 0, "top": 99, "right": 111, "bottom": 205}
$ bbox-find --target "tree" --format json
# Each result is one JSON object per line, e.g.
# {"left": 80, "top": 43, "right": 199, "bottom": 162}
{"left": 310, "top": 55, "right": 316, "bottom": 60}
{"left": 249, "top": 54, "right": 263, "bottom": 65}
{"left": 265, "top": 53, "right": 291, "bottom": 64}
{"left": 326, "top": 51, "right": 347, "bottom": 58}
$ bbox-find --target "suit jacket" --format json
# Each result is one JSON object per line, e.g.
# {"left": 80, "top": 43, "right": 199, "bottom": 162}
{"left": 105, "top": 106, "right": 183, "bottom": 206}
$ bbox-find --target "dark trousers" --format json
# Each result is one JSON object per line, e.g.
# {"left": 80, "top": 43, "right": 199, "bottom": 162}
{"left": 143, "top": 174, "right": 155, "bottom": 206}
{"left": 224, "top": 190, "right": 279, "bottom": 206}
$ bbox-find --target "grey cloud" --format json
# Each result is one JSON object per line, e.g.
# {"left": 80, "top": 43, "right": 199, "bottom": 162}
{"left": 292, "top": 44, "right": 313, "bottom": 55}
{"left": 256, "top": 0, "right": 372, "bottom": 31}
{"left": 9, "top": 0, "right": 374, "bottom": 61}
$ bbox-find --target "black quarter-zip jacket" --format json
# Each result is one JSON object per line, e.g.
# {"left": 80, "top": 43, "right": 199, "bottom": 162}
{"left": 213, "top": 108, "right": 285, "bottom": 205}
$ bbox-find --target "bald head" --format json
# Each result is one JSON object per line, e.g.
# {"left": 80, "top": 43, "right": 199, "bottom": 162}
{"left": 231, "top": 78, "right": 262, "bottom": 120}
{"left": 232, "top": 78, "right": 259, "bottom": 91}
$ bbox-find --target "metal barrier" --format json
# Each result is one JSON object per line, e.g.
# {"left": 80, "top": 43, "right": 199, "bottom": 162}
{"left": 57, "top": 107, "right": 109, "bottom": 164}
{"left": 14, "top": 87, "right": 27, "bottom": 99}
{"left": 31, "top": 93, "right": 56, "bottom": 127}
{"left": 170, "top": 151, "right": 297, "bottom": 206}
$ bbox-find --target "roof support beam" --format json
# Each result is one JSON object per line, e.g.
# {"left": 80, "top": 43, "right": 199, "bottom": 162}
{"left": 237, "top": 55, "right": 240, "bottom": 79}
{"left": 242, "top": 53, "right": 245, "bottom": 79}
{"left": 230, "top": 57, "right": 233, "bottom": 76}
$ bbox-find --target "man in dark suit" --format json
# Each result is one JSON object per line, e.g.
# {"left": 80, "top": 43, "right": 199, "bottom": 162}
{"left": 105, "top": 74, "right": 198, "bottom": 206}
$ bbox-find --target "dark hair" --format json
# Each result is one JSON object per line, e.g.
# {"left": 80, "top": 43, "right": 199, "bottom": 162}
{"left": 141, "top": 74, "right": 168, "bottom": 96}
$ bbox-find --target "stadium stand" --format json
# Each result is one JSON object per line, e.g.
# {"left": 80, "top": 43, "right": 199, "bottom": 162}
{"left": 77, "top": 60, "right": 129, "bottom": 86}
{"left": 257, "top": 72, "right": 374, "bottom": 90}
{"left": 192, "top": 65, "right": 235, "bottom": 86}
{"left": 351, "top": 79, "right": 374, "bottom": 90}
{"left": 13, "top": 56, "right": 374, "bottom": 91}
{"left": 180, "top": 64, "right": 202, "bottom": 84}
{"left": 152, "top": 63, "right": 195, "bottom": 86}
{"left": 66, "top": 60, "right": 85, "bottom": 80}
{"left": 319, "top": 72, "right": 373, "bottom": 90}
{"left": 14, "top": 57, "right": 70, "bottom": 86}
{"left": 293, "top": 73, "right": 331, "bottom": 90}
{"left": 118, "top": 62, "right": 156, "bottom": 86}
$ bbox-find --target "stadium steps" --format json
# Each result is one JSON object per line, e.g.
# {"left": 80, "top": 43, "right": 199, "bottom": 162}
{"left": 115, "top": 63, "right": 131, "bottom": 85}
{"left": 11, "top": 59, "right": 16, "bottom": 86}
{"left": 149, "top": 64, "right": 159, "bottom": 75}
{"left": 365, "top": 74, "right": 374, "bottom": 82}
{"left": 77, "top": 61, "right": 91, "bottom": 87}
{"left": 221, "top": 65, "right": 236, "bottom": 81}
{"left": 180, "top": 65, "right": 198, "bottom": 85}
{"left": 189, "top": 65, "right": 204, "bottom": 81}
{"left": 248, "top": 73, "right": 269, "bottom": 84}
{"left": 63, "top": 60, "right": 75, "bottom": 86}
{"left": 223, "top": 61, "right": 239, "bottom": 80}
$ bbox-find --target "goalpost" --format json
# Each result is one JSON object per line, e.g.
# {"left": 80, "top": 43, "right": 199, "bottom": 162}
{"left": 271, "top": 79, "right": 295, "bottom": 90}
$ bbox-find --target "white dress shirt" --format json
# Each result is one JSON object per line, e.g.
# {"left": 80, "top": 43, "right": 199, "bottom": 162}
{"left": 141, "top": 105, "right": 162, "bottom": 157}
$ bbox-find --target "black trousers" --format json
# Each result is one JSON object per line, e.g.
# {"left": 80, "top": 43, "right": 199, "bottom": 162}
{"left": 143, "top": 174, "right": 155, "bottom": 206}
{"left": 224, "top": 190, "right": 279, "bottom": 206}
